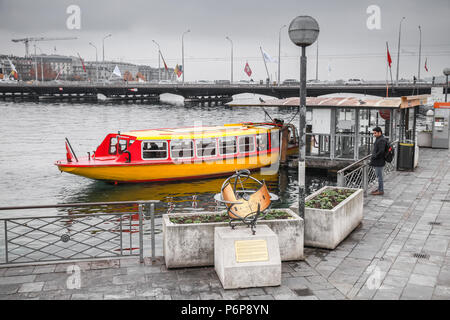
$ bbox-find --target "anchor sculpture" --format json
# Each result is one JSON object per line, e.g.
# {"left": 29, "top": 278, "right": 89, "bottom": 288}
{"left": 214, "top": 170, "right": 278, "bottom": 235}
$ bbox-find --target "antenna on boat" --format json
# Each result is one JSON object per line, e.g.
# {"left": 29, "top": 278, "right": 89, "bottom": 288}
{"left": 262, "top": 107, "right": 274, "bottom": 122}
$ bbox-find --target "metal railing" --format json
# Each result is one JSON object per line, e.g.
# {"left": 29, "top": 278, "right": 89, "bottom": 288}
{"left": 337, "top": 141, "right": 398, "bottom": 194}
{"left": 0, "top": 201, "right": 158, "bottom": 266}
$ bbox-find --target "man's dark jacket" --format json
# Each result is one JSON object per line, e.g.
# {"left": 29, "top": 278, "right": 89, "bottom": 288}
{"left": 369, "top": 135, "right": 388, "bottom": 167}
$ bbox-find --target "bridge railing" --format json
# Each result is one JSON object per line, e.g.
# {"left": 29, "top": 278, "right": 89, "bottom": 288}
{"left": 0, "top": 200, "right": 159, "bottom": 266}
{"left": 337, "top": 140, "right": 398, "bottom": 194}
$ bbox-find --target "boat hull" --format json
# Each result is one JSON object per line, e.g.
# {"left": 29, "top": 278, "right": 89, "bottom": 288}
{"left": 57, "top": 152, "right": 280, "bottom": 183}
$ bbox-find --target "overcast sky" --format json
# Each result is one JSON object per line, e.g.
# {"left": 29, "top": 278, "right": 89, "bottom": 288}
{"left": 0, "top": 0, "right": 449, "bottom": 81}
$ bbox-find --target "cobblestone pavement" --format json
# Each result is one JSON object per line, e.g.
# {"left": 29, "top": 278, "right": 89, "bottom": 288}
{"left": 1, "top": 148, "right": 449, "bottom": 300}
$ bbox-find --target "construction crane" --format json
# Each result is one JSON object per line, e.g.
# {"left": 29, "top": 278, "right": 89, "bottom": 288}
{"left": 11, "top": 37, "right": 78, "bottom": 57}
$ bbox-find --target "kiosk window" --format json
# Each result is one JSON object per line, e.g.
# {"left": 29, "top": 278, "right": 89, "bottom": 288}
{"left": 142, "top": 141, "right": 167, "bottom": 159}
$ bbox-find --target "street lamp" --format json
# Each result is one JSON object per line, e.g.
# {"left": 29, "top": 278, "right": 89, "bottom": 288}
{"left": 417, "top": 26, "right": 422, "bottom": 82}
{"left": 152, "top": 40, "right": 161, "bottom": 83}
{"left": 288, "top": 15, "right": 319, "bottom": 219}
{"left": 395, "top": 17, "right": 406, "bottom": 86}
{"left": 444, "top": 68, "right": 450, "bottom": 102}
{"left": 278, "top": 24, "right": 286, "bottom": 86}
{"left": 89, "top": 42, "right": 99, "bottom": 82}
{"left": 226, "top": 36, "right": 233, "bottom": 84}
{"left": 182, "top": 29, "right": 190, "bottom": 84}
{"left": 102, "top": 34, "right": 112, "bottom": 62}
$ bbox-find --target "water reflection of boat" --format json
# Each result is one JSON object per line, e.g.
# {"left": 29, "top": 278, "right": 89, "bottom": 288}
{"left": 56, "top": 122, "right": 290, "bottom": 183}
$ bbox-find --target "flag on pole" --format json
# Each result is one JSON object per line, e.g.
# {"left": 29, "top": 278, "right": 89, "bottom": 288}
{"left": 386, "top": 46, "right": 392, "bottom": 68}
{"left": 174, "top": 64, "right": 183, "bottom": 78}
{"left": 160, "top": 51, "right": 169, "bottom": 71}
{"left": 424, "top": 58, "right": 428, "bottom": 72}
{"left": 65, "top": 141, "right": 73, "bottom": 163}
{"left": 112, "top": 65, "right": 122, "bottom": 78}
{"left": 7, "top": 58, "right": 18, "bottom": 79}
{"left": 244, "top": 62, "right": 252, "bottom": 77}
{"left": 261, "top": 47, "right": 277, "bottom": 63}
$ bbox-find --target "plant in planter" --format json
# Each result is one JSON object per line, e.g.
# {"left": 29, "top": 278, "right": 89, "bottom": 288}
{"left": 163, "top": 208, "right": 304, "bottom": 268}
{"left": 291, "top": 186, "right": 363, "bottom": 250}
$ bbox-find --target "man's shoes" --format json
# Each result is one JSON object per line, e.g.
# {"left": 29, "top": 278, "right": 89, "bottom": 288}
{"left": 371, "top": 190, "right": 384, "bottom": 195}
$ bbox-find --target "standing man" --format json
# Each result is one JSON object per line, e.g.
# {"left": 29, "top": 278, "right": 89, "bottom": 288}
{"left": 369, "top": 127, "right": 388, "bottom": 195}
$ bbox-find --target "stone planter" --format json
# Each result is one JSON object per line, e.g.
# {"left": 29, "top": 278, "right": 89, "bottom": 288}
{"left": 162, "top": 208, "right": 303, "bottom": 269}
{"left": 290, "top": 186, "right": 363, "bottom": 250}
{"left": 418, "top": 131, "right": 432, "bottom": 148}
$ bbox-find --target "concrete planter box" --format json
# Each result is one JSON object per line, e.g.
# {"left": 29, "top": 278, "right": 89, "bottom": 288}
{"left": 291, "top": 186, "right": 363, "bottom": 250}
{"left": 418, "top": 131, "right": 432, "bottom": 148}
{"left": 162, "top": 208, "right": 303, "bottom": 269}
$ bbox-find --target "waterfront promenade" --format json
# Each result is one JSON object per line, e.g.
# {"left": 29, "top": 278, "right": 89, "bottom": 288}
{"left": 0, "top": 147, "right": 449, "bottom": 300}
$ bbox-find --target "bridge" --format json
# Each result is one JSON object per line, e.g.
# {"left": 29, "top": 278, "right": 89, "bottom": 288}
{"left": 0, "top": 82, "right": 437, "bottom": 104}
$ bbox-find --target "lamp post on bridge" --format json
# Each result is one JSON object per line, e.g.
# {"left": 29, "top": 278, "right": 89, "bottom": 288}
{"left": 278, "top": 24, "right": 286, "bottom": 86}
{"left": 182, "top": 29, "right": 190, "bottom": 85}
{"left": 288, "top": 15, "right": 320, "bottom": 219}
{"left": 89, "top": 42, "right": 99, "bottom": 82}
{"left": 395, "top": 17, "right": 405, "bottom": 86}
{"left": 102, "top": 34, "right": 112, "bottom": 62}
{"left": 225, "top": 36, "right": 233, "bottom": 84}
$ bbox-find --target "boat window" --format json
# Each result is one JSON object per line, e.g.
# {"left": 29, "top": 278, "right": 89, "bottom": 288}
{"left": 270, "top": 130, "right": 280, "bottom": 149}
{"left": 196, "top": 138, "right": 217, "bottom": 157}
{"left": 238, "top": 135, "right": 256, "bottom": 153}
{"left": 256, "top": 134, "right": 268, "bottom": 151}
{"left": 142, "top": 141, "right": 168, "bottom": 160}
{"left": 109, "top": 137, "right": 118, "bottom": 155}
{"left": 171, "top": 140, "right": 194, "bottom": 159}
{"left": 219, "top": 137, "right": 237, "bottom": 155}
{"left": 118, "top": 139, "right": 128, "bottom": 154}
{"left": 129, "top": 140, "right": 135, "bottom": 145}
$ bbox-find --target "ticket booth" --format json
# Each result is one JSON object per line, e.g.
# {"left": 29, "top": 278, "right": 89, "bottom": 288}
{"left": 432, "top": 102, "right": 450, "bottom": 149}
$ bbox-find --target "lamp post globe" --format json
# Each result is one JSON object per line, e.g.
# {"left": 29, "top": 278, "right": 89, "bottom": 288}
{"left": 288, "top": 15, "right": 319, "bottom": 47}
{"left": 288, "top": 15, "right": 319, "bottom": 219}
{"left": 444, "top": 68, "right": 450, "bottom": 76}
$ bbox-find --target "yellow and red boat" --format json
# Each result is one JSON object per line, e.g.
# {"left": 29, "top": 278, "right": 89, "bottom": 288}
{"left": 55, "top": 122, "right": 298, "bottom": 183}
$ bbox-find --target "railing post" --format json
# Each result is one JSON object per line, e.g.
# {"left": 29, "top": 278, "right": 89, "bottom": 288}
{"left": 4, "top": 220, "right": 8, "bottom": 264}
{"left": 337, "top": 171, "right": 345, "bottom": 187}
{"left": 363, "top": 161, "right": 368, "bottom": 196}
{"left": 151, "top": 203, "right": 155, "bottom": 262}
{"left": 138, "top": 204, "right": 144, "bottom": 264}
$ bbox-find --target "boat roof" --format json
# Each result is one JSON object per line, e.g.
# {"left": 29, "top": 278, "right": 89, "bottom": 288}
{"left": 227, "top": 95, "right": 429, "bottom": 109}
{"left": 122, "top": 123, "right": 279, "bottom": 140}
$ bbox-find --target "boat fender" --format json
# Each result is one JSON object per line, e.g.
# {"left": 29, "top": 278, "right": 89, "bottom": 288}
{"left": 124, "top": 150, "right": 131, "bottom": 163}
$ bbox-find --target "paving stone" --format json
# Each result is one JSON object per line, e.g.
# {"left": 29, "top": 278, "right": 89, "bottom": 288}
{"left": 413, "top": 263, "right": 441, "bottom": 277}
{"left": 401, "top": 284, "right": 434, "bottom": 300}
{"left": 433, "top": 285, "right": 450, "bottom": 299}
{"left": 249, "top": 295, "right": 274, "bottom": 300}
{"left": 18, "top": 282, "right": 44, "bottom": 293}
{"left": 408, "top": 274, "right": 437, "bottom": 287}
{"left": 0, "top": 275, "right": 36, "bottom": 285}
{"left": 32, "top": 265, "right": 56, "bottom": 274}
{"left": 0, "top": 284, "right": 20, "bottom": 295}
{"left": 3, "top": 266, "right": 35, "bottom": 277}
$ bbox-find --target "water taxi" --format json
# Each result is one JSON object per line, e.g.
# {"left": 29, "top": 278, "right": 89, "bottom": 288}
{"left": 55, "top": 122, "right": 298, "bottom": 183}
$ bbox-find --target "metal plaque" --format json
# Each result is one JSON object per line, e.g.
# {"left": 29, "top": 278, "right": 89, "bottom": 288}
{"left": 235, "top": 239, "right": 269, "bottom": 263}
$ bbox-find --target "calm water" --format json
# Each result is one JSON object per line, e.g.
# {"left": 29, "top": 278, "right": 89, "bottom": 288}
{"left": 0, "top": 95, "right": 333, "bottom": 218}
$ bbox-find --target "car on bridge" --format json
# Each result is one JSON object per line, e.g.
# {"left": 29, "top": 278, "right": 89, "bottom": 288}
{"left": 282, "top": 79, "right": 300, "bottom": 86}
{"left": 345, "top": 78, "right": 364, "bottom": 85}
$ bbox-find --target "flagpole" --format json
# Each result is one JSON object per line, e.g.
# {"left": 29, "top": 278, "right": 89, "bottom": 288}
{"left": 386, "top": 42, "right": 394, "bottom": 88}
{"left": 260, "top": 46, "right": 270, "bottom": 83}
